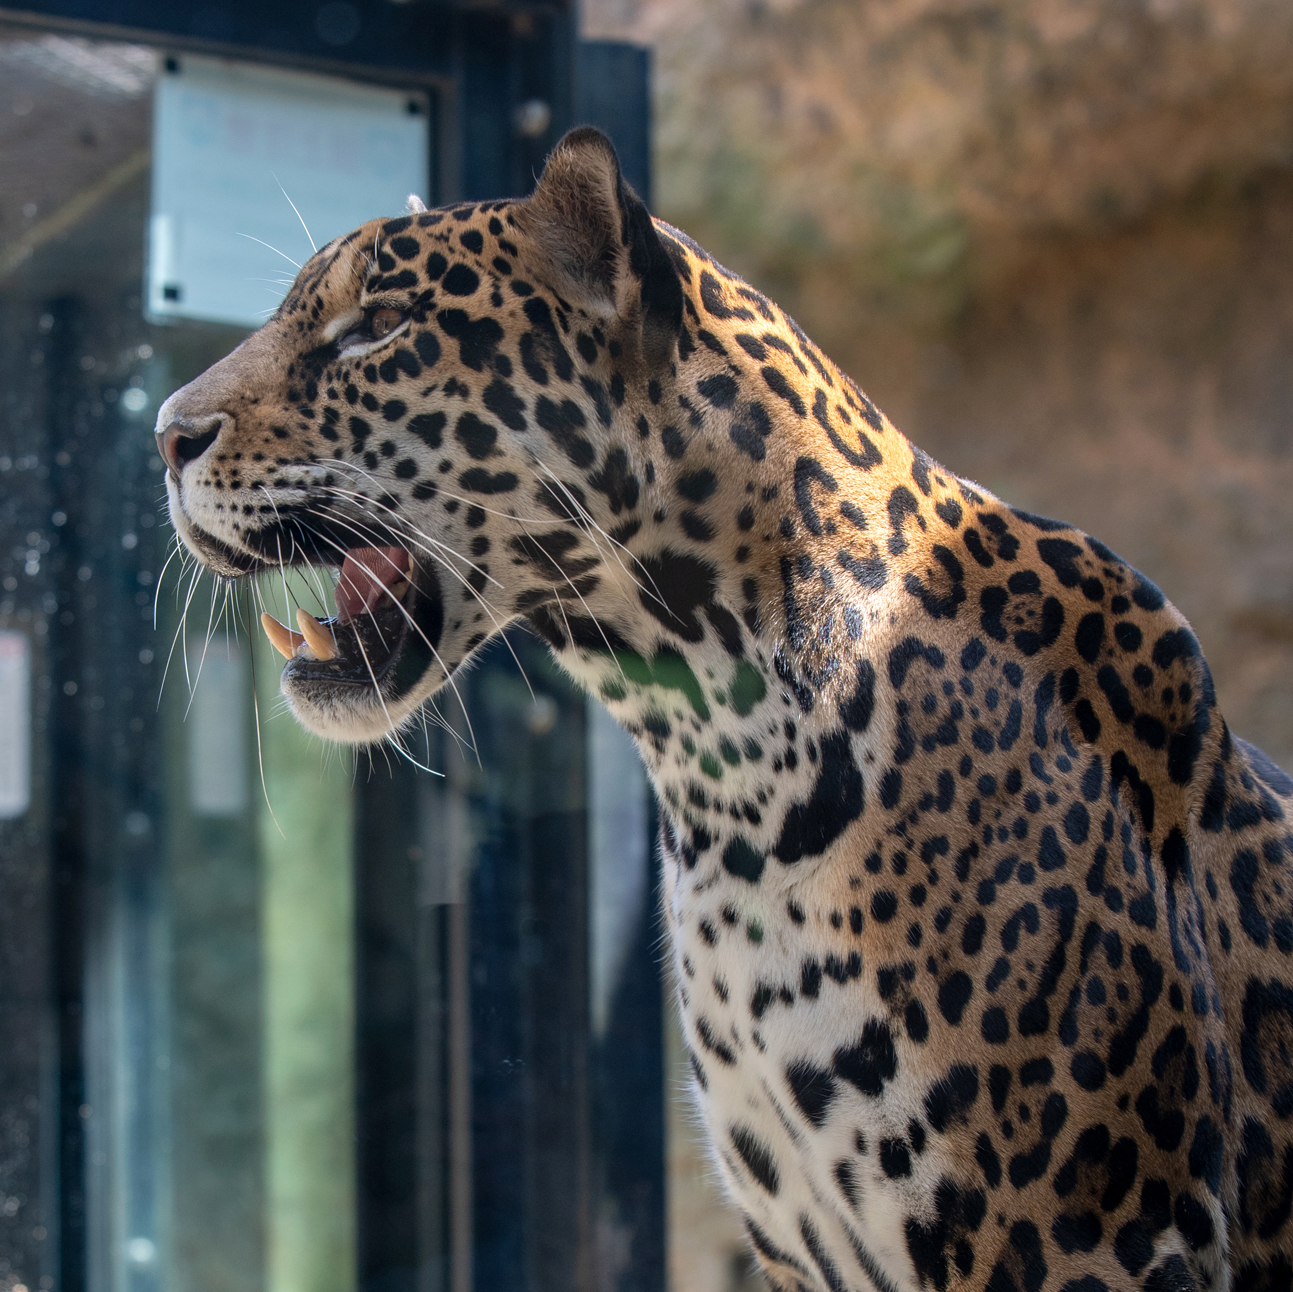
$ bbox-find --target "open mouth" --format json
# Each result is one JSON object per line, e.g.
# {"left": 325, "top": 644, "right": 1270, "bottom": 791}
{"left": 173, "top": 504, "right": 447, "bottom": 737}
{"left": 261, "top": 544, "right": 413, "bottom": 679}
{"left": 256, "top": 542, "right": 445, "bottom": 710}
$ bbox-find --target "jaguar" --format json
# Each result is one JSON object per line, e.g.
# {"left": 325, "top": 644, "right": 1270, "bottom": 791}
{"left": 156, "top": 126, "right": 1293, "bottom": 1292}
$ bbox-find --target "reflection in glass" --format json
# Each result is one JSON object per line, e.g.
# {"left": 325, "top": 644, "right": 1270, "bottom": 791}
{"left": 0, "top": 25, "right": 669, "bottom": 1292}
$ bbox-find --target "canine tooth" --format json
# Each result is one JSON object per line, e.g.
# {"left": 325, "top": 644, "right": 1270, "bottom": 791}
{"left": 389, "top": 579, "right": 410, "bottom": 599}
{"left": 262, "top": 612, "right": 304, "bottom": 660}
{"left": 295, "top": 609, "right": 338, "bottom": 661}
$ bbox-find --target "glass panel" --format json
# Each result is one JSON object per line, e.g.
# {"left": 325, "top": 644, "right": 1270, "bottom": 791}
{"left": 0, "top": 28, "right": 363, "bottom": 1292}
{"left": 0, "top": 23, "right": 667, "bottom": 1292}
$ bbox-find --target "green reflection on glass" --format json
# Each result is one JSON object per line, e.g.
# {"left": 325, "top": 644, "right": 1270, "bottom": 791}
{"left": 255, "top": 627, "right": 356, "bottom": 1292}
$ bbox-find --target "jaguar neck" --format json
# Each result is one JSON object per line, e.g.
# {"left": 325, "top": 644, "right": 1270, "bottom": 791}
{"left": 542, "top": 252, "right": 974, "bottom": 882}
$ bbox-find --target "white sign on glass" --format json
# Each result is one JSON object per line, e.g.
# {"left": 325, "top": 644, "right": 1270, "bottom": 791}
{"left": 148, "top": 55, "right": 430, "bottom": 328}
{"left": 0, "top": 632, "right": 31, "bottom": 820}
{"left": 186, "top": 638, "right": 249, "bottom": 817}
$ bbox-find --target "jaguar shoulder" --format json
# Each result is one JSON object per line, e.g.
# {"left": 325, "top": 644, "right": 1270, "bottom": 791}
{"left": 158, "top": 127, "right": 1293, "bottom": 1292}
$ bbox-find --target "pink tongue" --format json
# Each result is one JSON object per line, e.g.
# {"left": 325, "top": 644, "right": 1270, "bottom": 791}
{"left": 337, "top": 546, "right": 409, "bottom": 622}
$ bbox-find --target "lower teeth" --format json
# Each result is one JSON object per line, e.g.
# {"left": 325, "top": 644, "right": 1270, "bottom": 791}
{"left": 260, "top": 611, "right": 337, "bottom": 662}
{"left": 261, "top": 612, "right": 303, "bottom": 660}
{"left": 260, "top": 563, "right": 414, "bottom": 663}
{"left": 296, "top": 608, "right": 338, "bottom": 660}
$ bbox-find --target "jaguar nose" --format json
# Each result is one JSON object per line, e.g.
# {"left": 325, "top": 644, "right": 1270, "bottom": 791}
{"left": 157, "top": 414, "right": 225, "bottom": 476}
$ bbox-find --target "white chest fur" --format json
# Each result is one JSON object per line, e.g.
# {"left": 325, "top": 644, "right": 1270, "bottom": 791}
{"left": 662, "top": 841, "right": 949, "bottom": 1292}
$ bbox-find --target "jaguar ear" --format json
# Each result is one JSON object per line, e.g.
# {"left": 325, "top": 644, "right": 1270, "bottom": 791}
{"left": 519, "top": 126, "right": 682, "bottom": 367}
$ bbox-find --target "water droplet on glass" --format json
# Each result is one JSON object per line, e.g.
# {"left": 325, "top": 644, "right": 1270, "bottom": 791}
{"left": 125, "top": 1237, "right": 156, "bottom": 1265}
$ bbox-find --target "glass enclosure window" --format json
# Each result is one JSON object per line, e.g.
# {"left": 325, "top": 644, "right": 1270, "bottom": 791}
{"left": 0, "top": 26, "right": 676, "bottom": 1292}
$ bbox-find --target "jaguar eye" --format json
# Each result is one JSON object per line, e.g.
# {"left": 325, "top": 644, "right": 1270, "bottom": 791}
{"left": 370, "top": 307, "right": 403, "bottom": 339}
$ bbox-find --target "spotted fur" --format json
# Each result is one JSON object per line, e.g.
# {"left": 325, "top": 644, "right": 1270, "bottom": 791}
{"left": 157, "top": 128, "right": 1293, "bottom": 1292}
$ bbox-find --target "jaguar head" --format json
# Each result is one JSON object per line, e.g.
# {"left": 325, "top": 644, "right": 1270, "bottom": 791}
{"left": 156, "top": 128, "right": 684, "bottom": 742}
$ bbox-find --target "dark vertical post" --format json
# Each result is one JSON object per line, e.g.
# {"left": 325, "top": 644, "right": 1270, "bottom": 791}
{"left": 574, "top": 43, "right": 653, "bottom": 205}
{"left": 455, "top": 10, "right": 575, "bottom": 202}
{"left": 526, "top": 773, "right": 592, "bottom": 1292}
{"left": 0, "top": 296, "right": 57, "bottom": 1292}
{"left": 354, "top": 757, "right": 423, "bottom": 1292}
{"left": 467, "top": 636, "right": 592, "bottom": 1292}
{"left": 590, "top": 796, "right": 665, "bottom": 1292}
{"left": 44, "top": 296, "right": 89, "bottom": 1292}
{"left": 574, "top": 43, "right": 666, "bottom": 1292}
{"left": 511, "top": 9, "right": 575, "bottom": 196}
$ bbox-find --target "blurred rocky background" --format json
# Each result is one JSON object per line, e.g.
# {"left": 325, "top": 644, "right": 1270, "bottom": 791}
{"left": 580, "top": 0, "right": 1293, "bottom": 1285}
